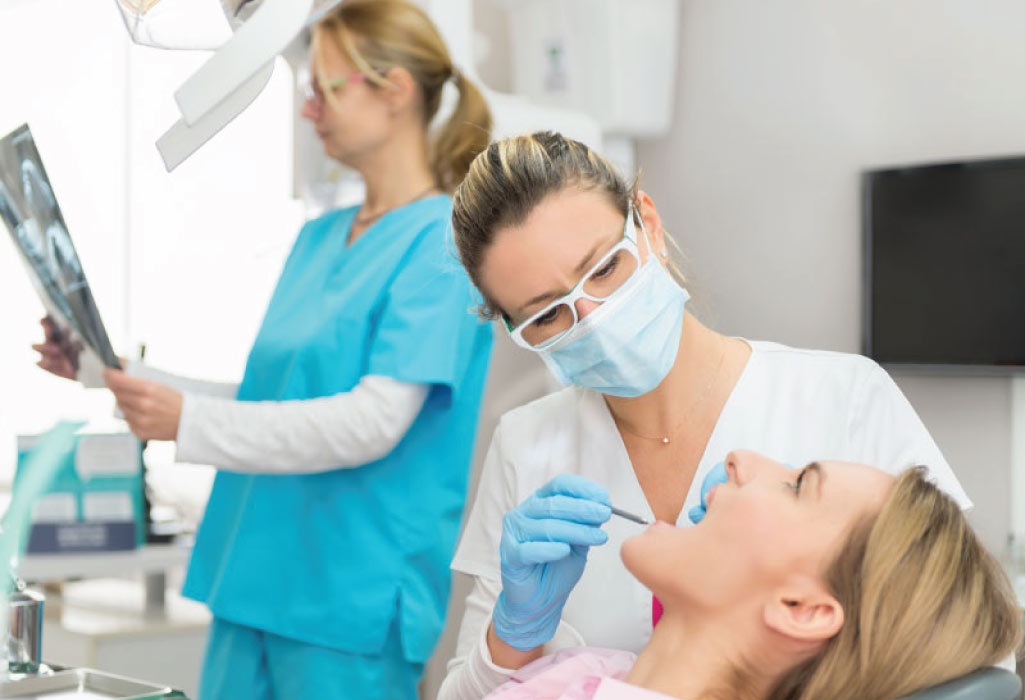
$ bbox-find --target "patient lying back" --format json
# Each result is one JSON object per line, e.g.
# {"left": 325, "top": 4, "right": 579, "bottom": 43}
{"left": 486, "top": 452, "right": 1022, "bottom": 700}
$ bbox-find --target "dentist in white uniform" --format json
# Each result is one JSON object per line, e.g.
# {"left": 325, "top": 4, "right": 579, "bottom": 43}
{"left": 437, "top": 131, "right": 970, "bottom": 700}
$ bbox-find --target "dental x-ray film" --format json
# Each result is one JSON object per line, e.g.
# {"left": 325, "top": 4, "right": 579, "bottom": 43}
{"left": 0, "top": 124, "right": 120, "bottom": 373}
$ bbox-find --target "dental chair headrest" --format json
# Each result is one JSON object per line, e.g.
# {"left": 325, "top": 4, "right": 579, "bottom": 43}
{"left": 897, "top": 667, "right": 1021, "bottom": 700}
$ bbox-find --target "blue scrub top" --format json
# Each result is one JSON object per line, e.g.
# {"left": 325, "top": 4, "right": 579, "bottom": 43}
{"left": 182, "top": 195, "right": 493, "bottom": 662}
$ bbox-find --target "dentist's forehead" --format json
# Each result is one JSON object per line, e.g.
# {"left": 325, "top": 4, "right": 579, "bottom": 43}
{"left": 480, "top": 189, "right": 623, "bottom": 317}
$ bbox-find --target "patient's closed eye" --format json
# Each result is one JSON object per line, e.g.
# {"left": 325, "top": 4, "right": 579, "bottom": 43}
{"left": 788, "top": 466, "right": 809, "bottom": 496}
{"left": 787, "top": 462, "right": 823, "bottom": 498}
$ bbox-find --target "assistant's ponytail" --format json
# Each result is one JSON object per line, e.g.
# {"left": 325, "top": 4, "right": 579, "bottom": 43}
{"left": 431, "top": 70, "right": 492, "bottom": 192}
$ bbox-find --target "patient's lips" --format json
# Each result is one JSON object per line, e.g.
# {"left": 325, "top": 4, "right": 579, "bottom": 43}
{"left": 651, "top": 520, "right": 673, "bottom": 530}
{"left": 705, "top": 484, "right": 721, "bottom": 509}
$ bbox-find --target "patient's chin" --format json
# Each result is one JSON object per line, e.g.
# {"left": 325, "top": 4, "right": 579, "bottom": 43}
{"left": 620, "top": 533, "right": 646, "bottom": 577}
{"left": 620, "top": 527, "right": 665, "bottom": 589}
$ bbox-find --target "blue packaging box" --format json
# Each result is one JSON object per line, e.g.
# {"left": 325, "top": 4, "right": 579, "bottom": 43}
{"left": 15, "top": 430, "right": 144, "bottom": 553}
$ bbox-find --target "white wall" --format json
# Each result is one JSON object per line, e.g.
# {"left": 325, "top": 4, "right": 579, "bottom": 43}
{"left": 0, "top": 0, "right": 300, "bottom": 514}
{"left": 635, "top": 0, "right": 1025, "bottom": 553}
{"left": 474, "top": 0, "right": 513, "bottom": 92}
{"left": 0, "top": 0, "right": 129, "bottom": 480}
{"left": 0, "top": 1, "right": 300, "bottom": 691}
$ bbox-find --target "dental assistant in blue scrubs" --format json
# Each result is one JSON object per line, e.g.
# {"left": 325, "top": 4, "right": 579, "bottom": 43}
{"left": 35, "top": 2, "right": 494, "bottom": 698}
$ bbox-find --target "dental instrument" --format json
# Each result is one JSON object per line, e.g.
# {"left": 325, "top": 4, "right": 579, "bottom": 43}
{"left": 610, "top": 506, "right": 649, "bottom": 525}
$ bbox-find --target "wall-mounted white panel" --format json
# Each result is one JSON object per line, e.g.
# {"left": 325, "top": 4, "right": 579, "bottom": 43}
{"left": 507, "top": 0, "right": 678, "bottom": 137}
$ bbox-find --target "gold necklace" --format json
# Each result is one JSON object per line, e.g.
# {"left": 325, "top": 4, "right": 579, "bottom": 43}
{"left": 614, "top": 338, "right": 729, "bottom": 446}
{"left": 354, "top": 183, "right": 440, "bottom": 227}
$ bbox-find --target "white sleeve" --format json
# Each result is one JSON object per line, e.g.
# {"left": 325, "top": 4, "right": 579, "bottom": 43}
{"left": 440, "top": 421, "right": 586, "bottom": 700}
{"left": 437, "top": 576, "right": 517, "bottom": 700}
{"left": 124, "top": 359, "right": 239, "bottom": 399}
{"left": 437, "top": 574, "right": 588, "bottom": 700}
{"left": 450, "top": 422, "right": 516, "bottom": 578}
{"left": 846, "top": 360, "right": 972, "bottom": 509}
{"left": 174, "top": 374, "right": 429, "bottom": 473}
{"left": 440, "top": 424, "right": 518, "bottom": 699}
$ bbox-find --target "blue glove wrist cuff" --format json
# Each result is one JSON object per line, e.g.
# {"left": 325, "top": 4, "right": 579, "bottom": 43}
{"left": 492, "top": 592, "right": 561, "bottom": 652}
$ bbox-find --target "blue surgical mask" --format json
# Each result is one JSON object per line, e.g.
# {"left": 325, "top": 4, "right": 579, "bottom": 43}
{"left": 537, "top": 256, "right": 689, "bottom": 397}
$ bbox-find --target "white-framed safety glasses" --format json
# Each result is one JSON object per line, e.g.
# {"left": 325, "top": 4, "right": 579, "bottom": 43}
{"left": 504, "top": 207, "right": 647, "bottom": 350}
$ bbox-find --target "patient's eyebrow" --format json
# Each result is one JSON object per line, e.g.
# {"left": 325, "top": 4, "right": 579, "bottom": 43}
{"left": 804, "top": 462, "right": 824, "bottom": 499}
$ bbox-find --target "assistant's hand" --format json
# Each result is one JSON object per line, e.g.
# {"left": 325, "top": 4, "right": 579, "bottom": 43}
{"left": 688, "top": 461, "right": 728, "bottom": 524}
{"left": 104, "top": 369, "right": 183, "bottom": 441}
{"left": 32, "top": 316, "right": 81, "bottom": 380}
{"left": 492, "top": 475, "right": 612, "bottom": 651}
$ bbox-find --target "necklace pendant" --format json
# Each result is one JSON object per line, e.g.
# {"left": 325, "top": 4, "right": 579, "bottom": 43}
{"left": 661, "top": 437, "right": 670, "bottom": 445}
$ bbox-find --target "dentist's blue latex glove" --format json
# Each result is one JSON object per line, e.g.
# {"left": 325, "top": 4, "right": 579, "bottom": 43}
{"left": 687, "top": 461, "right": 728, "bottom": 524}
{"left": 492, "top": 475, "right": 612, "bottom": 651}
{"left": 688, "top": 460, "right": 793, "bottom": 524}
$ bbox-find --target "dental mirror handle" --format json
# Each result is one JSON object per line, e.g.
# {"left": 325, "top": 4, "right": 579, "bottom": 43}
{"left": 610, "top": 506, "right": 649, "bottom": 525}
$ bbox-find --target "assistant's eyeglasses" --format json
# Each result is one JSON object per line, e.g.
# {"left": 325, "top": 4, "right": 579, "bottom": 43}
{"left": 300, "top": 71, "right": 370, "bottom": 107}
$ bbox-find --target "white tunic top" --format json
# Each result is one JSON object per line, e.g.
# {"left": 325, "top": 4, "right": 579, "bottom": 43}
{"left": 439, "top": 341, "right": 970, "bottom": 700}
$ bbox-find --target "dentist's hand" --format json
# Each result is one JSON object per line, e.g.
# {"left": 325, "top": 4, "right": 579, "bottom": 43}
{"left": 492, "top": 475, "right": 612, "bottom": 651}
{"left": 104, "top": 369, "right": 183, "bottom": 441}
{"left": 688, "top": 461, "right": 728, "bottom": 524}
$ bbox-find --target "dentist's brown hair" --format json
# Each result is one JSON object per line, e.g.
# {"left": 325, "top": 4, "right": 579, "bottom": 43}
{"left": 451, "top": 131, "right": 686, "bottom": 320}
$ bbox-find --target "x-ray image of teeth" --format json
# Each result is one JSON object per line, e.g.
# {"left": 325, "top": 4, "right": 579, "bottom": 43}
{"left": 0, "top": 124, "right": 120, "bottom": 371}
{"left": 0, "top": 182, "right": 74, "bottom": 324}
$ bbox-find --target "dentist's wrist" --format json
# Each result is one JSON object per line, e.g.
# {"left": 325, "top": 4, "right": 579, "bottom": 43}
{"left": 492, "top": 591, "right": 561, "bottom": 652}
{"left": 486, "top": 620, "right": 544, "bottom": 671}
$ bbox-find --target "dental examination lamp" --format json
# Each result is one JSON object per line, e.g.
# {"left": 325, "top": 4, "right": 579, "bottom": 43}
{"left": 112, "top": 0, "right": 603, "bottom": 180}
{"left": 113, "top": 0, "right": 343, "bottom": 171}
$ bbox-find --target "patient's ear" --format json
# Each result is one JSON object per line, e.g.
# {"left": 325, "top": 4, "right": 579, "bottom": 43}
{"left": 763, "top": 579, "right": 844, "bottom": 643}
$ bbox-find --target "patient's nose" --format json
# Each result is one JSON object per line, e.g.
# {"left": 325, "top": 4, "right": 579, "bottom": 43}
{"left": 725, "top": 450, "right": 751, "bottom": 486}
{"left": 725, "top": 450, "right": 784, "bottom": 486}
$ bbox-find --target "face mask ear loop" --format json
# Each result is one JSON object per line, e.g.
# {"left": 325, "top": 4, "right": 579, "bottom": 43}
{"left": 633, "top": 205, "right": 663, "bottom": 263}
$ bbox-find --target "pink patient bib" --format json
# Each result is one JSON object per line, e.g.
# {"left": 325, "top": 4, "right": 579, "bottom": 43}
{"left": 485, "top": 649, "right": 678, "bottom": 699}
{"left": 652, "top": 596, "right": 664, "bottom": 627}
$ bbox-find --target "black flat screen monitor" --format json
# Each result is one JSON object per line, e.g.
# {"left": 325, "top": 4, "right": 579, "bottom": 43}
{"left": 863, "top": 156, "right": 1025, "bottom": 371}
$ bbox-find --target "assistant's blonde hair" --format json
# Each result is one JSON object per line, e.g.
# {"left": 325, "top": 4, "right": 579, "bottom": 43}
{"left": 769, "top": 468, "right": 1022, "bottom": 700}
{"left": 451, "top": 131, "right": 686, "bottom": 319}
{"left": 313, "top": 0, "right": 491, "bottom": 192}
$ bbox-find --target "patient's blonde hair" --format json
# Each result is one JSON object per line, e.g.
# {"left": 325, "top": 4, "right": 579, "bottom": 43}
{"left": 451, "top": 131, "right": 686, "bottom": 319}
{"left": 313, "top": 0, "right": 491, "bottom": 192}
{"left": 769, "top": 468, "right": 1022, "bottom": 700}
